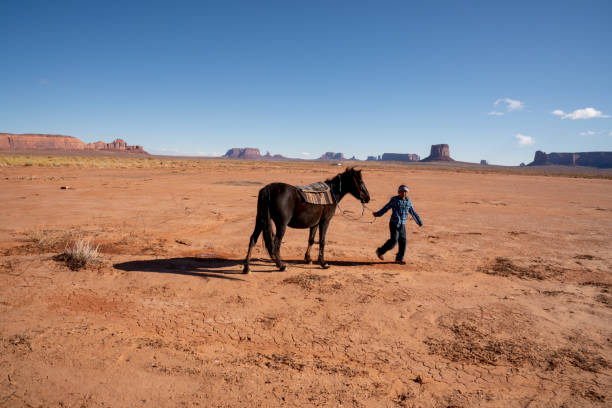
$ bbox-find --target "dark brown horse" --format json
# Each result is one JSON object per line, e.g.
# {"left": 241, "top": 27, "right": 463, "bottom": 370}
{"left": 243, "top": 167, "right": 370, "bottom": 273}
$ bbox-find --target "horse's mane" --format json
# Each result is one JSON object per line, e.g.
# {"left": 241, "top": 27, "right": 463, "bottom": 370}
{"left": 324, "top": 167, "right": 360, "bottom": 184}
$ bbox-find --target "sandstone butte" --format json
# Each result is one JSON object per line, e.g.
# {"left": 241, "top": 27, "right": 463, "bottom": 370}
{"left": 0, "top": 133, "right": 147, "bottom": 154}
{"left": 420, "top": 143, "right": 454, "bottom": 162}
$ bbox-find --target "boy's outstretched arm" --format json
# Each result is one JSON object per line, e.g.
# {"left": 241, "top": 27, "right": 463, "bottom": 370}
{"left": 373, "top": 197, "right": 394, "bottom": 217}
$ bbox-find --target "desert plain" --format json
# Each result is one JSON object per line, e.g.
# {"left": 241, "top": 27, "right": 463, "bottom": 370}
{"left": 1, "top": 156, "right": 611, "bottom": 407}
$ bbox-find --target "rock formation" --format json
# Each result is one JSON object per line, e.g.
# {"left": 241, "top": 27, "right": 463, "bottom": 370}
{"left": 223, "top": 148, "right": 290, "bottom": 160}
{"left": 366, "top": 156, "right": 377, "bottom": 161}
{"left": 263, "top": 151, "right": 287, "bottom": 160}
{"left": 0, "top": 133, "right": 146, "bottom": 153}
{"left": 421, "top": 144, "right": 454, "bottom": 162}
{"left": 480, "top": 160, "right": 488, "bottom": 165}
{"left": 381, "top": 153, "right": 420, "bottom": 162}
{"left": 528, "top": 150, "right": 612, "bottom": 168}
{"left": 223, "top": 148, "right": 263, "bottom": 159}
{"left": 318, "top": 152, "right": 345, "bottom": 160}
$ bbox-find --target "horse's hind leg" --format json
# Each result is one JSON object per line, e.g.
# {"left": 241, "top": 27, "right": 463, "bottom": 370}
{"left": 243, "top": 221, "right": 262, "bottom": 274}
{"left": 304, "top": 226, "right": 318, "bottom": 264}
{"left": 273, "top": 222, "right": 287, "bottom": 271}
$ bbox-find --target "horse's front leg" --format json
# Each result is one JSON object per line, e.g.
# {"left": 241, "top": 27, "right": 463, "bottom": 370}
{"left": 317, "top": 221, "right": 330, "bottom": 269}
{"left": 304, "top": 226, "right": 318, "bottom": 264}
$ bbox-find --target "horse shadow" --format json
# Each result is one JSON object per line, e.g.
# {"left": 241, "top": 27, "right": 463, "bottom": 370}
{"left": 113, "top": 257, "right": 250, "bottom": 281}
{"left": 114, "top": 257, "right": 386, "bottom": 280}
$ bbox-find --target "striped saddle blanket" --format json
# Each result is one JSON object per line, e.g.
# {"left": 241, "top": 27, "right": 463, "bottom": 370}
{"left": 295, "top": 182, "right": 334, "bottom": 205}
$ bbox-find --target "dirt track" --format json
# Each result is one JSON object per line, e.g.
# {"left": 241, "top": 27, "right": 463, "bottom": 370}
{"left": 1, "top": 161, "right": 611, "bottom": 407}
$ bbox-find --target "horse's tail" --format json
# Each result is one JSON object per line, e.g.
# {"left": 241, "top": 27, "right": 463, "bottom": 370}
{"left": 257, "top": 186, "right": 276, "bottom": 259}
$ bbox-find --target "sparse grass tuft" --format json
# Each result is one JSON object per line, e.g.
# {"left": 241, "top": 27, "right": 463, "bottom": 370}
{"left": 27, "top": 229, "right": 62, "bottom": 251}
{"left": 54, "top": 239, "right": 100, "bottom": 270}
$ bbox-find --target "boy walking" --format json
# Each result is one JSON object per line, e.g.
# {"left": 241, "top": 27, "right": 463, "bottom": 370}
{"left": 373, "top": 185, "right": 422, "bottom": 264}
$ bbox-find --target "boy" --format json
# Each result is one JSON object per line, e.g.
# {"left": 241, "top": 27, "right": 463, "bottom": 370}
{"left": 373, "top": 185, "right": 422, "bottom": 264}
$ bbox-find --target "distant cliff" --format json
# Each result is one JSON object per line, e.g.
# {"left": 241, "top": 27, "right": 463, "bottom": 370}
{"left": 380, "top": 153, "right": 420, "bottom": 162}
{"left": 318, "top": 152, "right": 345, "bottom": 160}
{"left": 0, "top": 133, "right": 147, "bottom": 154}
{"left": 528, "top": 150, "right": 612, "bottom": 168}
{"left": 223, "top": 148, "right": 289, "bottom": 160}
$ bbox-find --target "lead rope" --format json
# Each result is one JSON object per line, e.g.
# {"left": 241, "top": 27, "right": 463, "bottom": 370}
{"left": 330, "top": 177, "right": 377, "bottom": 224}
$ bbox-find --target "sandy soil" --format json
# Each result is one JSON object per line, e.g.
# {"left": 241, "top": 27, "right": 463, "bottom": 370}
{"left": 1, "top": 160, "right": 611, "bottom": 407}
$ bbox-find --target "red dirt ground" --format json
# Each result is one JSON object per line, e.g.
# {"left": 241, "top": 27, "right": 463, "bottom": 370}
{"left": 1, "top": 161, "right": 611, "bottom": 407}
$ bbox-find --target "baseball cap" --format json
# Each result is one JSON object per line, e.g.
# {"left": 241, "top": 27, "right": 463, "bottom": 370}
{"left": 398, "top": 185, "right": 409, "bottom": 193}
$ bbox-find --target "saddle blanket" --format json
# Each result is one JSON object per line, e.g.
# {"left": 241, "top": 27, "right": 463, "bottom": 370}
{"left": 295, "top": 182, "right": 334, "bottom": 205}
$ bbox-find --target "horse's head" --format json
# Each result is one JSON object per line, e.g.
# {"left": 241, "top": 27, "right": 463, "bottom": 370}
{"left": 344, "top": 168, "right": 370, "bottom": 203}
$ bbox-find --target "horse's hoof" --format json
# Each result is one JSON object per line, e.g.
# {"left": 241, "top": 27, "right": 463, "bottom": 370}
{"left": 242, "top": 266, "right": 250, "bottom": 274}
{"left": 305, "top": 259, "right": 312, "bottom": 265}
{"left": 279, "top": 265, "right": 287, "bottom": 272}
{"left": 321, "top": 263, "right": 330, "bottom": 269}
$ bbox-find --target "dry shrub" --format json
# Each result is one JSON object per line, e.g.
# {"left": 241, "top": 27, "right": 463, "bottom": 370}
{"left": 22, "top": 229, "right": 77, "bottom": 253}
{"left": 571, "top": 386, "right": 607, "bottom": 403}
{"left": 425, "top": 314, "right": 610, "bottom": 373}
{"left": 5, "top": 334, "right": 32, "bottom": 352}
{"left": 480, "top": 257, "right": 565, "bottom": 280}
{"left": 28, "top": 229, "right": 60, "bottom": 250}
{"left": 546, "top": 348, "right": 610, "bottom": 373}
{"left": 54, "top": 239, "right": 100, "bottom": 270}
{"left": 282, "top": 273, "right": 327, "bottom": 290}
{"left": 424, "top": 322, "right": 537, "bottom": 366}
{"left": 574, "top": 254, "right": 600, "bottom": 260}
{"left": 313, "top": 358, "right": 367, "bottom": 377}
{"left": 582, "top": 281, "right": 612, "bottom": 294}
{"left": 4, "top": 229, "right": 81, "bottom": 256}
{"left": 595, "top": 294, "right": 611, "bottom": 307}
{"left": 242, "top": 352, "right": 306, "bottom": 371}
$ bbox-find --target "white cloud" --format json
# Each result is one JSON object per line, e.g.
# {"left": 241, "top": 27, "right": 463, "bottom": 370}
{"left": 515, "top": 133, "right": 534, "bottom": 146}
{"left": 552, "top": 107, "right": 610, "bottom": 120}
{"left": 488, "top": 111, "right": 504, "bottom": 116}
{"left": 495, "top": 98, "right": 525, "bottom": 111}
{"left": 579, "top": 130, "right": 596, "bottom": 136}
{"left": 301, "top": 152, "right": 312, "bottom": 156}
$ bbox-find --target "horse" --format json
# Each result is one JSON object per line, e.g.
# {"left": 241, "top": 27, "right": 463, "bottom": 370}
{"left": 243, "top": 167, "right": 370, "bottom": 274}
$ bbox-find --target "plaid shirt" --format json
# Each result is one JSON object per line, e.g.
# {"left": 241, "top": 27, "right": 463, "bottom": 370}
{"left": 374, "top": 196, "right": 414, "bottom": 226}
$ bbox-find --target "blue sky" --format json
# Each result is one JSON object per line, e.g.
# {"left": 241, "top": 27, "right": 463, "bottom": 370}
{"left": 1, "top": 0, "right": 611, "bottom": 165}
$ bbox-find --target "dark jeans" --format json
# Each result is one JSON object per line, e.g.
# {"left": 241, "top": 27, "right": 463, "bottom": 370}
{"left": 378, "top": 222, "right": 406, "bottom": 261}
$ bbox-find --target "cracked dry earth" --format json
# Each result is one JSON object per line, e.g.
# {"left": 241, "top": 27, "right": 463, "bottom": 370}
{"left": 1, "top": 161, "right": 611, "bottom": 407}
